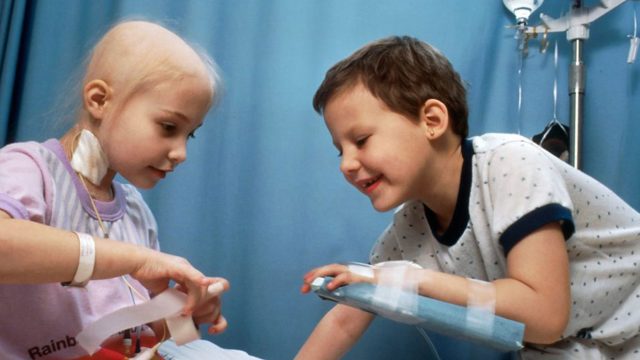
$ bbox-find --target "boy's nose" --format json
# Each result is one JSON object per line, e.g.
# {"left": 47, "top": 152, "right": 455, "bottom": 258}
{"left": 339, "top": 152, "right": 360, "bottom": 175}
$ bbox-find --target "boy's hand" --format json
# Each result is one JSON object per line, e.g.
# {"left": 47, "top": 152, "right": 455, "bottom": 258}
{"left": 301, "top": 263, "right": 376, "bottom": 294}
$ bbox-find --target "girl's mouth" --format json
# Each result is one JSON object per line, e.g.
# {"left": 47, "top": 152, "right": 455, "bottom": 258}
{"left": 150, "top": 167, "right": 167, "bottom": 179}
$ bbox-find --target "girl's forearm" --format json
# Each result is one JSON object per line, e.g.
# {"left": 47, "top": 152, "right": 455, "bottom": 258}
{"left": 0, "top": 217, "right": 143, "bottom": 284}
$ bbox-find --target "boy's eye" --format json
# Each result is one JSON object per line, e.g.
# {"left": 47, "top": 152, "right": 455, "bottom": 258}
{"left": 188, "top": 131, "right": 197, "bottom": 139}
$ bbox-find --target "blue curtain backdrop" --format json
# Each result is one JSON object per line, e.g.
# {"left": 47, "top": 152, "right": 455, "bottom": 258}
{"left": 1, "top": 0, "right": 639, "bottom": 359}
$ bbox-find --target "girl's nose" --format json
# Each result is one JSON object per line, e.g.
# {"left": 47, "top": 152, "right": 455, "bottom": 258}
{"left": 168, "top": 140, "right": 187, "bottom": 165}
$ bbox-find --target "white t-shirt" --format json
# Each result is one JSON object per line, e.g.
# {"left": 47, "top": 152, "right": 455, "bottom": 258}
{"left": 371, "top": 133, "right": 640, "bottom": 358}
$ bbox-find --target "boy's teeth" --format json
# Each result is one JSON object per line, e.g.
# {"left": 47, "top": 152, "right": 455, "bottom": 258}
{"left": 364, "top": 177, "right": 378, "bottom": 187}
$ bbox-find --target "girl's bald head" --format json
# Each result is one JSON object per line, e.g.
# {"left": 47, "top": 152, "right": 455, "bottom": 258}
{"left": 84, "top": 21, "right": 219, "bottom": 109}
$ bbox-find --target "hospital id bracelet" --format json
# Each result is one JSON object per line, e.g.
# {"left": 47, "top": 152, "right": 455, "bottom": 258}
{"left": 66, "top": 232, "right": 96, "bottom": 287}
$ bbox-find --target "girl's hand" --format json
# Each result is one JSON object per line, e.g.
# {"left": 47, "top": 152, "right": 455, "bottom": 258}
{"left": 129, "top": 247, "right": 216, "bottom": 315}
{"left": 179, "top": 278, "right": 230, "bottom": 334}
{"left": 300, "top": 263, "right": 376, "bottom": 294}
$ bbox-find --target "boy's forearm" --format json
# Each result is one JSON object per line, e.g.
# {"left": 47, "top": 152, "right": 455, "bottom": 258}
{"left": 417, "top": 269, "right": 569, "bottom": 344}
{"left": 296, "top": 304, "right": 374, "bottom": 360}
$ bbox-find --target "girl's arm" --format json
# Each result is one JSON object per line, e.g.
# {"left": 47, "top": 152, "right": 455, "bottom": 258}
{"left": 0, "top": 212, "right": 220, "bottom": 315}
{"left": 417, "top": 222, "right": 570, "bottom": 344}
{"left": 295, "top": 304, "right": 375, "bottom": 360}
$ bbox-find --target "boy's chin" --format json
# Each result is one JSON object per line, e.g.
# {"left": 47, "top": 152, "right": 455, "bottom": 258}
{"left": 370, "top": 198, "right": 400, "bottom": 212}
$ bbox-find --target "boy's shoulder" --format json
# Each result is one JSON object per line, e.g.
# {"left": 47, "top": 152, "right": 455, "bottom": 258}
{"left": 470, "top": 133, "right": 536, "bottom": 155}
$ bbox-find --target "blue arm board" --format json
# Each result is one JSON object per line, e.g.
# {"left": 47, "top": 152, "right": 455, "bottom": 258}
{"left": 312, "top": 277, "right": 524, "bottom": 352}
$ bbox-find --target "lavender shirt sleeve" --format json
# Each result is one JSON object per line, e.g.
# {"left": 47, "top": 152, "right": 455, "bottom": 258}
{"left": 0, "top": 143, "right": 54, "bottom": 223}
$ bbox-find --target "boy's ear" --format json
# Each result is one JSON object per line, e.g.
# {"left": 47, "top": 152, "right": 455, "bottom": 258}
{"left": 83, "top": 80, "right": 112, "bottom": 120}
{"left": 419, "top": 99, "right": 449, "bottom": 139}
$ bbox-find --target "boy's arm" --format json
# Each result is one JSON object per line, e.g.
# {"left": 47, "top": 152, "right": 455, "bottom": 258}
{"left": 296, "top": 304, "right": 375, "bottom": 360}
{"left": 307, "top": 223, "right": 569, "bottom": 345}
{"left": 416, "top": 222, "right": 570, "bottom": 344}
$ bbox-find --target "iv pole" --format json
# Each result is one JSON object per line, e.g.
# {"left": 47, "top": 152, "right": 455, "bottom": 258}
{"left": 514, "top": 0, "right": 627, "bottom": 169}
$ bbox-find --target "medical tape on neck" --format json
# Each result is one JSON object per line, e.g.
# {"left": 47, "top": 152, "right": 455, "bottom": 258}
{"left": 465, "top": 278, "right": 496, "bottom": 336}
{"left": 77, "top": 283, "right": 224, "bottom": 354}
{"left": 70, "top": 129, "right": 109, "bottom": 185}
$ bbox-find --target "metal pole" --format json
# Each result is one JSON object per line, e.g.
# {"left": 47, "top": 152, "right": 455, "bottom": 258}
{"left": 569, "top": 38, "right": 585, "bottom": 169}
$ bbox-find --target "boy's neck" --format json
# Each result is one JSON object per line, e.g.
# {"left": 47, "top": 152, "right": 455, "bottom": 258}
{"left": 422, "top": 135, "right": 464, "bottom": 232}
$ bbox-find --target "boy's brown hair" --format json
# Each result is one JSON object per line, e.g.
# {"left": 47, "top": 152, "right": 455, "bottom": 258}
{"left": 313, "top": 36, "right": 468, "bottom": 139}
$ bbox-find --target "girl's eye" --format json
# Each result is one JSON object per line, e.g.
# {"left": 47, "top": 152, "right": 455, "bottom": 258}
{"left": 355, "top": 136, "right": 369, "bottom": 147}
{"left": 161, "top": 122, "right": 176, "bottom": 132}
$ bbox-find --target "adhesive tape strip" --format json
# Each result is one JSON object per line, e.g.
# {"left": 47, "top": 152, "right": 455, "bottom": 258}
{"left": 165, "top": 282, "right": 225, "bottom": 345}
{"left": 77, "top": 282, "right": 226, "bottom": 354}
{"left": 371, "top": 261, "right": 422, "bottom": 323}
{"left": 466, "top": 278, "right": 496, "bottom": 336}
{"left": 77, "top": 288, "right": 186, "bottom": 354}
{"left": 347, "top": 262, "right": 375, "bottom": 279}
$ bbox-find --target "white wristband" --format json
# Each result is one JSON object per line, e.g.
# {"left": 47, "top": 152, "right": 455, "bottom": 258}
{"left": 68, "top": 232, "right": 96, "bottom": 287}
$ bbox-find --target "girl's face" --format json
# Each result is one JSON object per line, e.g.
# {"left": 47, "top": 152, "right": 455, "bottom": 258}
{"left": 98, "top": 75, "right": 212, "bottom": 189}
{"left": 324, "top": 83, "right": 433, "bottom": 212}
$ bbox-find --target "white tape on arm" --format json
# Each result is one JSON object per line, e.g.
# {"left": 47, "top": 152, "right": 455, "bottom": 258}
{"left": 66, "top": 232, "right": 95, "bottom": 287}
{"left": 371, "top": 261, "right": 422, "bottom": 323}
{"left": 347, "top": 262, "right": 375, "bottom": 279}
{"left": 466, "top": 278, "right": 496, "bottom": 335}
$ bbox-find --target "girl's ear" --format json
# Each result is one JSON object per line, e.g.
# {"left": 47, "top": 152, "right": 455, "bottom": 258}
{"left": 83, "top": 80, "right": 112, "bottom": 120}
{"left": 419, "top": 99, "right": 449, "bottom": 139}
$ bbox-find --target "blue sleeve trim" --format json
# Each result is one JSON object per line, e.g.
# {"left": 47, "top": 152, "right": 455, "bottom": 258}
{"left": 500, "top": 203, "right": 575, "bottom": 255}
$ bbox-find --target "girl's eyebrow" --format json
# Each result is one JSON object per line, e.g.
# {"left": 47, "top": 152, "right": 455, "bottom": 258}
{"left": 161, "top": 109, "right": 204, "bottom": 132}
{"left": 161, "top": 109, "right": 190, "bottom": 123}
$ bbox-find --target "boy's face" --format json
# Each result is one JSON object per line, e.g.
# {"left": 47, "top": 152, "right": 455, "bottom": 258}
{"left": 324, "top": 83, "right": 433, "bottom": 212}
{"left": 98, "top": 75, "right": 212, "bottom": 189}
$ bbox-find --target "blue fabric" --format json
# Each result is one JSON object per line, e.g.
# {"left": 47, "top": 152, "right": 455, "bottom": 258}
{"left": 0, "top": 0, "right": 27, "bottom": 143}
{"left": 1, "top": 1, "right": 638, "bottom": 359}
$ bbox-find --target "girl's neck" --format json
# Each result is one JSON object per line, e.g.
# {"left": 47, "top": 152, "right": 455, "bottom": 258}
{"left": 60, "top": 128, "right": 115, "bottom": 201}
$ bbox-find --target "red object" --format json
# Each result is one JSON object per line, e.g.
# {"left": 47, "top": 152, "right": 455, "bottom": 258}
{"left": 74, "top": 334, "right": 164, "bottom": 359}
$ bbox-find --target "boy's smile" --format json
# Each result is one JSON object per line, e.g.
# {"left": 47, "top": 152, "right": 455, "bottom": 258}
{"left": 358, "top": 175, "right": 382, "bottom": 194}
